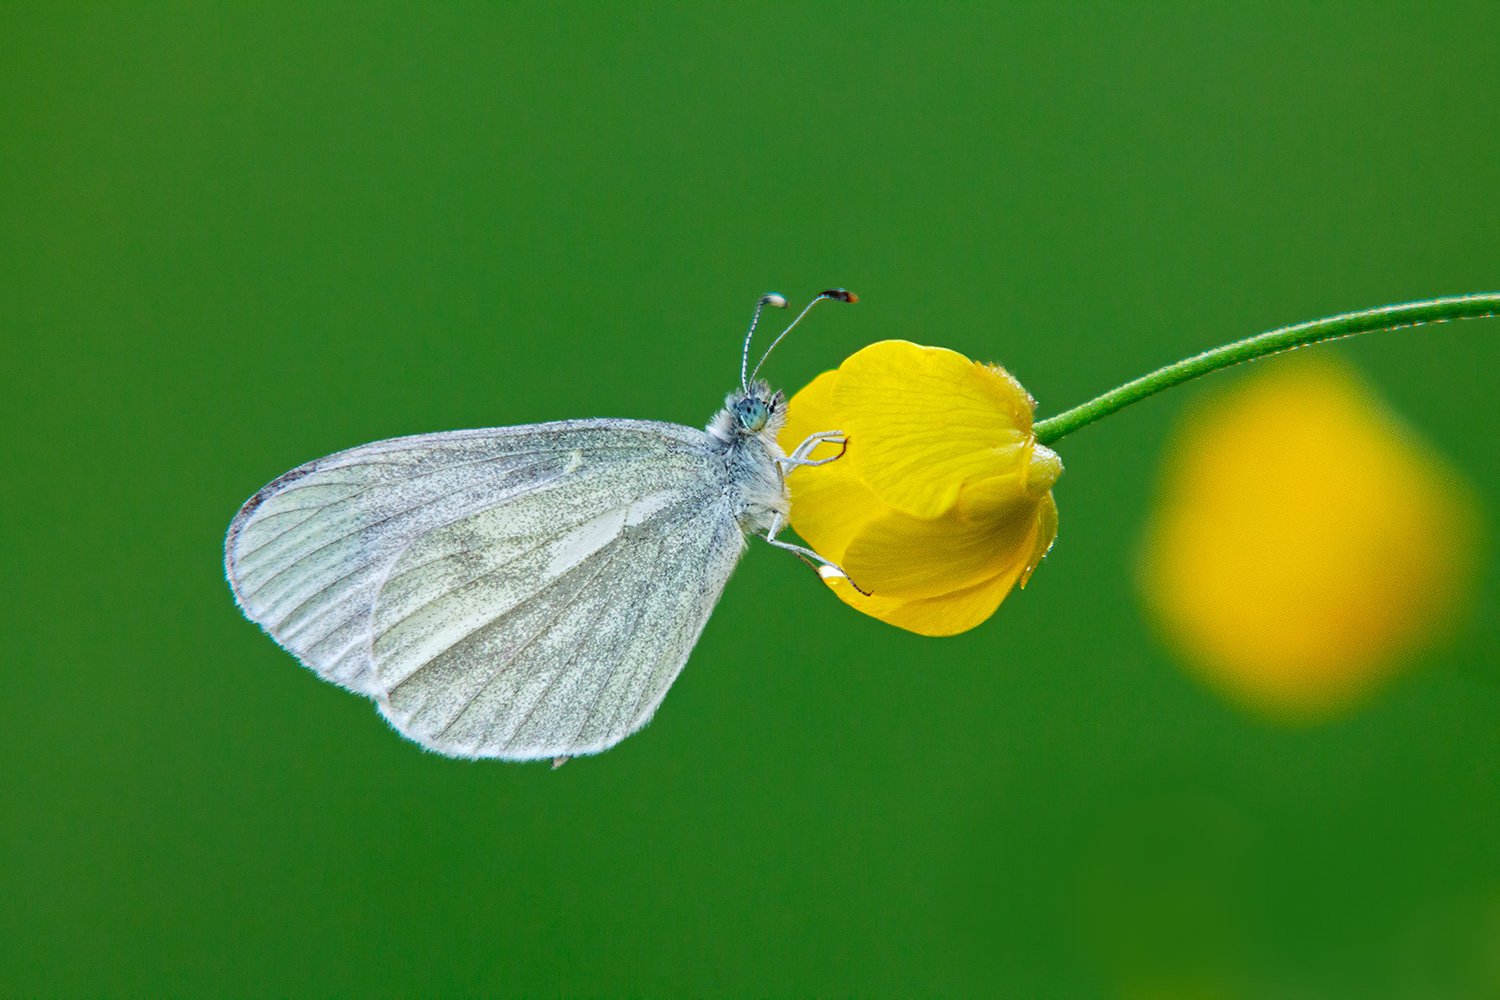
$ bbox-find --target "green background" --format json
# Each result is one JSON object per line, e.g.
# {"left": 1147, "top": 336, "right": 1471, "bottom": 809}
{"left": 5, "top": 3, "right": 1499, "bottom": 996}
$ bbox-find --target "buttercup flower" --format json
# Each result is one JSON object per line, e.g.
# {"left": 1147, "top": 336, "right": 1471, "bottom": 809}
{"left": 779, "top": 340, "right": 1062, "bottom": 636}
{"left": 1139, "top": 357, "right": 1481, "bottom": 719}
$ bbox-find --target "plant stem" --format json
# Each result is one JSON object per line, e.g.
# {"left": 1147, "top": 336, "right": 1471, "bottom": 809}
{"left": 1032, "top": 293, "right": 1500, "bottom": 447}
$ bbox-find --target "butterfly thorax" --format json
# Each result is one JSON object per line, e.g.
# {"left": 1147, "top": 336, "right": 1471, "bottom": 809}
{"left": 707, "top": 382, "right": 791, "bottom": 536}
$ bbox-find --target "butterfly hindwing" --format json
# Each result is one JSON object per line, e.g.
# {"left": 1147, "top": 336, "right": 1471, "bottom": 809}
{"left": 370, "top": 489, "right": 744, "bottom": 759}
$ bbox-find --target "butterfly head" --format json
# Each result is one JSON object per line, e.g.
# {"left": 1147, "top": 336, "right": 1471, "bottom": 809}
{"left": 711, "top": 381, "right": 785, "bottom": 441}
{"left": 733, "top": 384, "right": 781, "bottom": 433}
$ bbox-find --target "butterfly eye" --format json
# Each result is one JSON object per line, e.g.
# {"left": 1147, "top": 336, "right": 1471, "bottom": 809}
{"left": 735, "top": 398, "right": 770, "bottom": 431}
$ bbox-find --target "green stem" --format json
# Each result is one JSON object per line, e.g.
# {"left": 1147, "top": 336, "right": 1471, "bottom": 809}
{"left": 1032, "top": 293, "right": 1500, "bottom": 447}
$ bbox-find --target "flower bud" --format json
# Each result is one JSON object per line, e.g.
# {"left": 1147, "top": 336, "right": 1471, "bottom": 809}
{"left": 780, "top": 340, "right": 1061, "bottom": 636}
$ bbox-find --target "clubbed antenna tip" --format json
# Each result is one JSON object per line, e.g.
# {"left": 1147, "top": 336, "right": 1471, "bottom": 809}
{"left": 746, "top": 288, "right": 859, "bottom": 385}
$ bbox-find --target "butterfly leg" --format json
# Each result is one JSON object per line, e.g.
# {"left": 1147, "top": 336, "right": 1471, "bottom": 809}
{"left": 762, "top": 512, "right": 872, "bottom": 596}
{"left": 780, "top": 430, "right": 846, "bottom": 473}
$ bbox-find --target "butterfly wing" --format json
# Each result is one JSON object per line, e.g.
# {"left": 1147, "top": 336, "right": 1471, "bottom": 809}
{"left": 225, "top": 420, "right": 746, "bottom": 759}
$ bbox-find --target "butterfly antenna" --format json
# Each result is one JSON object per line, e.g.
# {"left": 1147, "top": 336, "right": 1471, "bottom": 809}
{"left": 748, "top": 289, "right": 858, "bottom": 385}
{"left": 741, "top": 293, "right": 789, "bottom": 390}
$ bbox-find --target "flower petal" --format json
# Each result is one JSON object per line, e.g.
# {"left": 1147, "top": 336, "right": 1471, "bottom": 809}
{"left": 825, "top": 561, "right": 1029, "bottom": 637}
{"left": 778, "top": 369, "right": 843, "bottom": 460}
{"left": 779, "top": 369, "right": 879, "bottom": 563}
{"left": 1018, "top": 492, "right": 1058, "bottom": 588}
{"left": 840, "top": 491, "right": 1042, "bottom": 599}
{"left": 833, "top": 340, "right": 1037, "bottom": 518}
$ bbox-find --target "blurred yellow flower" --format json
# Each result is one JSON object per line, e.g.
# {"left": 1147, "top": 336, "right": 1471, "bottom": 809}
{"left": 1140, "top": 357, "right": 1482, "bottom": 719}
{"left": 779, "top": 340, "right": 1062, "bottom": 636}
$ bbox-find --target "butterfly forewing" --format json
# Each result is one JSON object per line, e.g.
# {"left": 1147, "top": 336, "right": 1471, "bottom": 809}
{"left": 225, "top": 420, "right": 747, "bottom": 756}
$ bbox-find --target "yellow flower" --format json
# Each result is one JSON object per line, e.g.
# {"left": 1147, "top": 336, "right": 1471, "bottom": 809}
{"left": 1139, "top": 356, "right": 1482, "bottom": 720}
{"left": 778, "top": 340, "right": 1062, "bottom": 636}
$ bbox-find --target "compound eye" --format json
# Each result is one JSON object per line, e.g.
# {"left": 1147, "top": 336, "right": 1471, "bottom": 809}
{"left": 736, "top": 398, "right": 769, "bottom": 431}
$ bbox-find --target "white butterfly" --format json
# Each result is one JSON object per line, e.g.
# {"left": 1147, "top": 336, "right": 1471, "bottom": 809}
{"left": 224, "top": 290, "right": 857, "bottom": 763}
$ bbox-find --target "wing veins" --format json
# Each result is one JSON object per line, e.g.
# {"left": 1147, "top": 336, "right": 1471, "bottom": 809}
{"left": 606, "top": 507, "right": 733, "bottom": 743}
{"left": 374, "top": 491, "right": 697, "bottom": 649}
{"left": 305, "top": 439, "right": 673, "bottom": 484}
{"left": 283, "top": 484, "right": 565, "bottom": 653}
{"left": 235, "top": 450, "right": 556, "bottom": 563}
{"left": 568, "top": 529, "right": 673, "bottom": 747}
{"left": 279, "top": 463, "right": 649, "bottom": 646}
{"left": 371, "top": 531, "right": 562, "bottom": 647}
{"left": 436, "top": 536, "right": 629, "bottom": 743}
{"left": 501, "top": 537, "right": 635, "bottom": 744}
{"left": 239, "top": 456, "right": 559, "bottom": 596}
{"left": 239, "top": 502, "right": 355, "bottom": 538}
{"left": 386, "top": 527, "right": 628, "bottom": 697}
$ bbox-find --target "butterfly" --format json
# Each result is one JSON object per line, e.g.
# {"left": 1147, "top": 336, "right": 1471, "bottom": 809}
{"left": 224, "top": 290, "right": 856, "bottom": 763}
